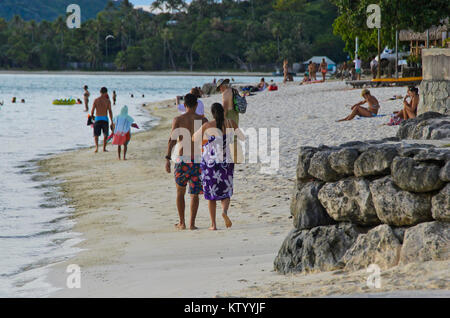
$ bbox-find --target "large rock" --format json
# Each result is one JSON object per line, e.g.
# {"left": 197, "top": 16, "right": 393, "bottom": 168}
{"left": 391, "top": 156, "right": 445, "bottom": 192}
{"left": 274, "top": 224, "right": 361, "bottom": 274}
{"left": 369, "top": 177, "right": 433, "bottom": 226}
{"left": 399, "top": 221, "right": 450, "bottom": 265}
{"left": 413, "top": 148, "right": 450, "bottom": 162}
{"left": 354, "top": 146, "right": 398, "bottom": 177}
{"left": 329, "top": 148, "right": 359, "bottom": 175}
{"left": 308, "top": 150, "right": 342, "bottom": 182}
{"left": 397, "top": 112, "right": 450, "bottom": 140}
{"left": 296, "top": 147, "right": 318, "bottom": 181}
{"left": 432, "top": 184, "right": 450, "bottom": 222}
{"left": 318, "top": 177, "right": 380, "bottom": 226}
{"left": 290, "top": 181, "right": 335, "bottom": 230}
{"left": 440, "top": 161, "right": 450, "bottom": 182}
{"left": 342, "top": 225, "right": 402, "bottom": 270}
{"left": 201, "top": 82, "right": 220, "bottom": 95}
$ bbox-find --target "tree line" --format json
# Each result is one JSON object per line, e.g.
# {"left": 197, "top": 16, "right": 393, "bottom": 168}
{"left": 0, "top": 0, "right": 347, "bottom": 71}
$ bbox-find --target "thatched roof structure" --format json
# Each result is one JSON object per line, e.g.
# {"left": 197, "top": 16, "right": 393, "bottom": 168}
{"left": 400, "top": 20, "right": 448, "bottom": 41}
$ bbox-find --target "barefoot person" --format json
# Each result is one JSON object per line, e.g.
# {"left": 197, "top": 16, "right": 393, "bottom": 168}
{"left": 83, "top": 85, "right": 90, "bottom": 112}
{"left": 165, "top": 93, "right": 208, "bottom": 230}
{"left": 338, "top": 89, "right": 380, "bottom": 121}
{"left": 217, "top": 78, "right": 242, "bottom": 163}
{"left": 354, "top": 56, "right": 362, "bottom": 80}
{"left": 193, "top": 103, "right": 243, "bottom": 230}
{"left": 112, "top": 105, "right": 135, "bottom": 160}
{"left": 394, "top": 86, "right": 419, "bottom": 120}
{"left": 91, "top": 87, "right": 113, "bottom": 152}
{"left": 320, "top": 58, "right": 328, "bottom": 82}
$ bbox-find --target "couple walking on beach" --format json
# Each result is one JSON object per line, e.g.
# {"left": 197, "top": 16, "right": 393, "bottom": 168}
{"left": 90, "top": 87, "right": 136, "bottom": 159}
{"left": 165, "top": 79, "right": 243, "bottom": 230}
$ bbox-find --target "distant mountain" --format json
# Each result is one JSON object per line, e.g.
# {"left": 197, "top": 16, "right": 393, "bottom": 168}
{"left": 0, "top": 0, "right": 111, "bottom": 22}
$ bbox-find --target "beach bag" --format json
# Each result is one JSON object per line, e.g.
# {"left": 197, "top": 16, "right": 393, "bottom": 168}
{"left": 232, "top": 88, "right": 247, "bottom": 114}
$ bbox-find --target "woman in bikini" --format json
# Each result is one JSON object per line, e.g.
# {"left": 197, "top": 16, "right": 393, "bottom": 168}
{"left": 83, "top": 85, "right": 90, "bottom": 112}
{"left": 395, "top": 86, "right": 419, "bottom": 120}
{"left": 338, "top": 89, "right": 380, "bottom": 121}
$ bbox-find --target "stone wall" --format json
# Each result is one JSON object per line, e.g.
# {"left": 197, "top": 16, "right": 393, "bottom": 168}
{"left": 418, "top": 48, "right": 450, "bottom": 115}
{"left": 274, "top": 140, "right": 449, "bottom": 274}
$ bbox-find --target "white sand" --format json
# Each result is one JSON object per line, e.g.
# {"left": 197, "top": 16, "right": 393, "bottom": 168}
{"left": 41, "top": 80, "right": 449, "bottom": 297}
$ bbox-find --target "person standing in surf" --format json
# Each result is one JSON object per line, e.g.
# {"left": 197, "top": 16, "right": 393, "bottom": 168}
{"left": 83, "top": 85, "right": 90, "bottom": 112}
{"left": 91, "top": 87, "right": 113, "bottom": 153}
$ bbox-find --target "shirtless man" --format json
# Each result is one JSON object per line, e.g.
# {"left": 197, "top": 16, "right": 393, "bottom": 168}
{"left": 91, "top": 87, "right": 113, "bottom": 152}
{"left": 308, "top": 62, "right": 317, "bottom": 81}
{"left": 283, "top": 59, "right": 288, "bottom": 83}
{"left": 338, "top": 89, "right": 380, "bottom": 121}
{"left": 217, "top": 78, "right": 241, "bottom": 163}
{"left": 83, "top": 85, "right": 90, "bottom": 112}
{"left": 165, "top": 93, "right": 208, "bottom": 230}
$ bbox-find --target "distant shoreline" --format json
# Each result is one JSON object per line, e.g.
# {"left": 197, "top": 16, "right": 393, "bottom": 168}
{"left": 0, "top": 70, "right": 275, "bottom": 77}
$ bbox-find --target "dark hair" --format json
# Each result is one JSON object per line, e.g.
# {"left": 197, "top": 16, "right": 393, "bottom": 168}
{"left": 184, "top": 93, "right": 197, "bottom": 108}
{"left": 100, "top": 87, "right": 108, "bottom": 94}
{"left": 211, "top": 103, "right": 225, "bottom": 131}
{"left": 408, "top": 86, "right": 419, "bottom": 95}
{"left": 84, "top": 85, "right": 88, "bottom": 89}
{"left": 190, "top": 87, "right": 201, "bottom": 98}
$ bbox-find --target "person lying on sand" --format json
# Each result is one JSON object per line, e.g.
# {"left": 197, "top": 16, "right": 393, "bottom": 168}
{"left": 166, "top": 93, "right": 208, "bottom": 230}
{"left": 300, "top": 74, "right": 311, "bottom": 85}
{"left": 337, "top": 89, "right": 380, "bottom": 122}
{"left": 257, "top": 78, "right": 267, "bottom": 91}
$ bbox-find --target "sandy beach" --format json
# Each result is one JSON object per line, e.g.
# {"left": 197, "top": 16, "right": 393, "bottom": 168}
{"left": 40, "top": 80, "right": 450, "bottom": 297}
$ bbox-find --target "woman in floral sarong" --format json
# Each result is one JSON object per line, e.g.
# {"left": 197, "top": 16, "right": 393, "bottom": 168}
{"left": 193, "top": 103, "right": 243, "bottom": 230}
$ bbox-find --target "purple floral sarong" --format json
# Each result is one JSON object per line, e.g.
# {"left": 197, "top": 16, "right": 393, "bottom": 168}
{"left": 201, "top": 134, "right": 235, "bottom": 201}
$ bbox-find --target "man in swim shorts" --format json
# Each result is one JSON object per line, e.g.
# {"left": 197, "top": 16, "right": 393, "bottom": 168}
{"left": 165, "top": 93, "right": 208, "bottom": 230}
{"left": 91, "top": 87, "right": 113, "bottom": 153}
{"left": 354, "top": 56, "right": 362, "bottom": 80}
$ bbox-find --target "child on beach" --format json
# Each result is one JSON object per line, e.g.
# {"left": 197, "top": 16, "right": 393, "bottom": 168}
{"left": 112, "top": 105, "right": 136, "bottom": 160}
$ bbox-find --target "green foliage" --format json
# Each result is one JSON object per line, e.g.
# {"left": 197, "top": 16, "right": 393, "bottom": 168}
{"left": 0, "top": 0, "right": 109, "bottom": 22}
{"left": 330, "top": 0, "right": 450, "bottom": 59}
{"left": 0, "top": 0, "right": 347, "bottom": 71}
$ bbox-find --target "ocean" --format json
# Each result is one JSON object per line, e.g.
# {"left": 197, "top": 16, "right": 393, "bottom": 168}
{"left": 0, "top": 73, "right": 266, "bottom": 297}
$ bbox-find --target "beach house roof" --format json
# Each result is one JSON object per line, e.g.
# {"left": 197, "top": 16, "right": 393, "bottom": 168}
{"left": 303, "top": 56, "right": 336, "bottom": 65}
{"left": 399, "top": 19, "right": 449, "bottom": 41}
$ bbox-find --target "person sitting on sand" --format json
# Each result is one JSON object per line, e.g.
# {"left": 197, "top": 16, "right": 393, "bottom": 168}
{"left": 76, "top": 98, "right": 82, "bottom": 104}
{"left": 12, "top": 97, "right": 16, "bottom": 103}
{"left": 91, "top": 87, "right": 113, "bottom": 152}
{"left": 338, "top": 89, "right": 380, "bottom": 121}
{"left": 394, "top": 86, "right": 419, "bottom": 120}
{"left": 83, "top": 85, "right": 90, "bottom": 112}
{"left": 20, "top": 99, "right": 25, "bottom": 103}
{"left": 268, "top": 80, "right": 278, "bottom": 91}
{"left": 320, "top": 58, "right": 328, "bottom": 82}
{"left": 300, "top": 74, "right": 311, "bottom": 85}
{"left": 257, "top": 78, "right": 267, "bottom": 91}
{"left": 165, "top": 93, "right": 208, "bottom": 230}
{"left": 112, "top": 105, "right": 135, "bottom": 160}
{"left": 193, "top": 103, "right": 244, "bottom": 230}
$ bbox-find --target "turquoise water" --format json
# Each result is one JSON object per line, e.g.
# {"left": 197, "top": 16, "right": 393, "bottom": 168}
{"left": 0, "top": 74, "right": 264, "bottom": 297}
